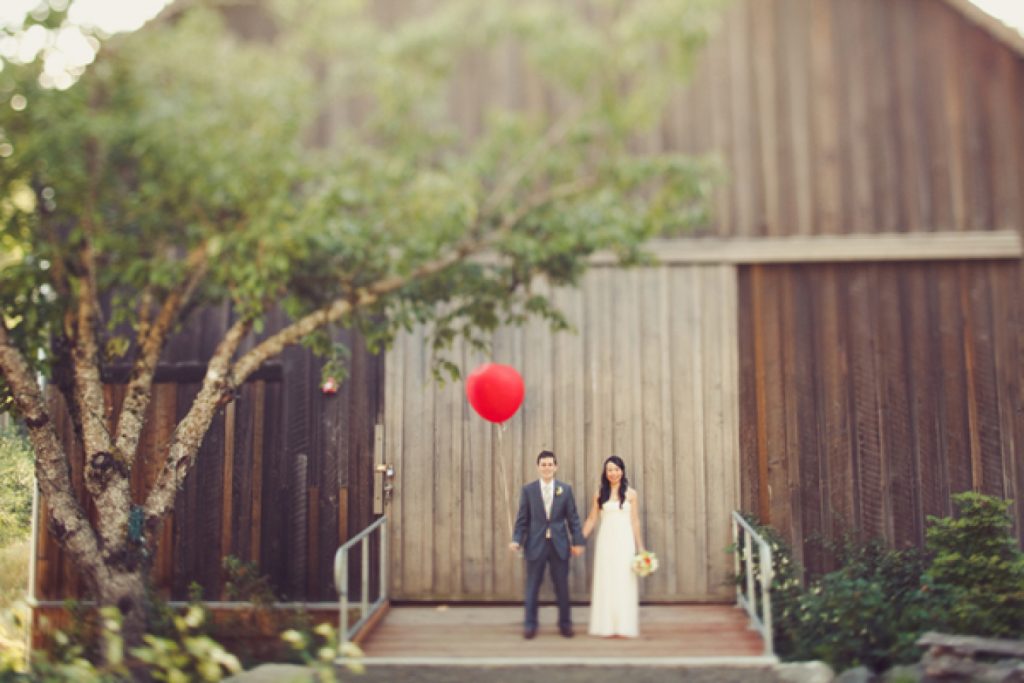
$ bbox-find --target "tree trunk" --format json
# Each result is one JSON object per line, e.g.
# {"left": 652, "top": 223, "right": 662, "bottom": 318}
{"left": 98, "top": 569, "right": 149, "bottom": 651}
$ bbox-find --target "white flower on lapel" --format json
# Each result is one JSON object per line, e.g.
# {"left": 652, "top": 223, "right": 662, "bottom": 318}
{"left": 555, "top": 486, "right": 563, "bottom": 496}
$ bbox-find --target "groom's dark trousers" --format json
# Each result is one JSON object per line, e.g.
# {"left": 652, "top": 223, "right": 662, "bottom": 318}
{"left": 524, "top": 540, "right": 572, "bottom": 630}
{"left": 512, "top": 479, "right": 585, "bottom": 630}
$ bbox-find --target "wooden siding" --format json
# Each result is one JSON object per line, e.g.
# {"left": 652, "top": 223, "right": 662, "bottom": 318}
{"left": 384, "top": 264, "right": 741, "bottom": 602}
{"left": 738, "top": 261, "right": 1024, "bottom": 575}
{"left": 35, "top": 313, "right": 383, "bottom": 603}
{"left": 350, "top": 0, "right": 1024, "bottom": 239}
{"left": 659, "top": 0, "right": 1024, "bottom": 237}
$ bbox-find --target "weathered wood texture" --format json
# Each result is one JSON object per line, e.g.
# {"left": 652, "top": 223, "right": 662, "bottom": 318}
{"left": 673, "top": 0, "right": 1024, "bottom": 237}
{"left": 35, "top": 310, "right": 384, "bottom": 603}
{"left": 352, "top": 0, "right": 1024, "bottom": 239}
{"left": 385, "top": 264, "right": 741, "bottom": 602}
{"left": 738, "top": 261, "right": 1024, "bottom": 575}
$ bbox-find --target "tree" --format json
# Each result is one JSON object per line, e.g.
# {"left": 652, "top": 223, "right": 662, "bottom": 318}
{"left": 0, "top": 0, "right": 720, "bottom": 643}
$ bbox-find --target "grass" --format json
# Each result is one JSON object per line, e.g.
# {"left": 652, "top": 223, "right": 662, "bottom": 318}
{"left": 0, "top": 537, "right": 30, "bottom": 611}
{"left": 0, "top": 537, "right": 30, "bottom": 671}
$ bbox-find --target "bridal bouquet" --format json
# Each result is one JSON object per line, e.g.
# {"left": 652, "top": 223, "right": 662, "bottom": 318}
{"left": 632, "top": 550, "right": 659, "bottom": 577}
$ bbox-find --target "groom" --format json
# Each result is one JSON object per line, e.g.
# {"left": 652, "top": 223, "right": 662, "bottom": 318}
{"left": 509, "top": 450, "right": 585, "bottom": 639}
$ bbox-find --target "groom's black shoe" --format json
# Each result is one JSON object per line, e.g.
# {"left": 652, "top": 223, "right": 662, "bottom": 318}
{"left": 523, "top": 627, "right": 537, "bottom": 639}
{"left": 559, "top": 626, "right": 574, "bottom": 638}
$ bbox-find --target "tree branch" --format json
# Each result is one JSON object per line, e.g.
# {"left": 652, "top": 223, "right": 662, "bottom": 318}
{"left": 72, "top": 244, "right": 116, "bottom": 496}
{"left": 230, "top": 174, "right": 598, "bottom": 385}
{"left": 113, "top": 246, "right": 209, "bottom": 469}
{"left": 142, "top": 316, "right": 252, "bottom": 533}
{"left": 72, "top": 244, "right": 137, "bottom": 566}
{"left": 0, "top": 321, "right": 107, "bottom": 591}
{"left": 142, "top": 171, "right": 597, "bottom": 541}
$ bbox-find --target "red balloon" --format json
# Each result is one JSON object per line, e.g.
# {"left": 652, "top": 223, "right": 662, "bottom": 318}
{"left": 465, "top": 363, "right": 525, "bottom": 423}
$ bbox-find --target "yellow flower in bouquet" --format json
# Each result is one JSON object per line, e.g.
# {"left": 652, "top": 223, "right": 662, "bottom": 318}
{"left": 632, "top": 550, "right": 659, "bottom": 577}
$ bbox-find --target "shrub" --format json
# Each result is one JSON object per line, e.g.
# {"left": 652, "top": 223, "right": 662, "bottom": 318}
{"left": 1, "top": 605, "right": 242, "bottom": 682}
{"left": 787, "top": 541, "right": 931, "bottom": 671}
{"left": 923, "top": 492, "right": 1024, "bottom": 637}
{"left": 760, "top": 492, "right": 1024, "bottom": 674}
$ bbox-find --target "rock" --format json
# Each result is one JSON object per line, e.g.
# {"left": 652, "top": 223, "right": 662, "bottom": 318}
{"left": 224, "top": 663, "right": 312, "bottom": 682}
{"left": 982, "top": 658, "right": 1024, "bottom": 682}
{"left": 879, "top": 664, "right": 922, "bottom": 682}
{"left": 774, "top": 661, "right": 836, "bottom": 683}
{"left": 834, "top": 666, "right": 874, "bottom": 683}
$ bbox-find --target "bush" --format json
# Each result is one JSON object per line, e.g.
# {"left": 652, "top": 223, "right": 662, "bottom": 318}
{"left": 787, "top": 542, "right": 931, "bottom": 671}
{"left": 1, "top": 605, "right": 242, "bottom": 682}
{"left": 755, "top": 492, "right": 1024, "bottom": 674}
{"left": 923, "top": 492, "right": 1024, "bottom": 637}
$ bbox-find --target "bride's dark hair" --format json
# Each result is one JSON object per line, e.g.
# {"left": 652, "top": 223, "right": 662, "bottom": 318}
{"left": 597, "top": 455, "right": 629, "bottom": 509}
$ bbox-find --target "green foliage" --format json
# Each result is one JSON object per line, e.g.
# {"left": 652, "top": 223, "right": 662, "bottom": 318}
{"left": 1, "top": 605, "right": 242, "bottom": 682}
{"left": 131, "top": 606, "right": 242, "bottom": 683}
{"left": 786, "top": 541, "right": 930, "bottom": 672}
{"left": 922, "top": 492, "right": 1024, "bottom": 637}
{"left": 755, "top": 493, "right": 1024, "bottom": 674}
{"left": 0, "top": 600, "right": 29, "bottom": 677}
{"left": 0, "top": 0, "right": 723, "bottom": 407}
{"left": 0, "top": 426, "right": 33, "bottom": 547}
{"left": 222, "top": 556, "right": 276, "bottom": 608}
{"left": 281, "top": 623, "right": 364, "bottom": 683}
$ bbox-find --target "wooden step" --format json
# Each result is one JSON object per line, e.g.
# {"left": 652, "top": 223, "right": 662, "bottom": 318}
{"left": 358, "top": 605, "right": 770, "bottom": 661}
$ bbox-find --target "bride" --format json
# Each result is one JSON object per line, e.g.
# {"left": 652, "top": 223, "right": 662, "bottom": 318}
{"left": 582, "top": 455, "right": 646, "bottom": 638}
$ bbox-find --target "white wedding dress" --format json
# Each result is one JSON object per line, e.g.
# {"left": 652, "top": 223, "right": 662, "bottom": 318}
{"left": 588, "top": 498, "right": 639, "bottom": 637}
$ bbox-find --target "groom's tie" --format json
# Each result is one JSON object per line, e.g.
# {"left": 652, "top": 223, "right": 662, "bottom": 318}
{"left": 543, "top": 483, "right": 553, "bottom": 538}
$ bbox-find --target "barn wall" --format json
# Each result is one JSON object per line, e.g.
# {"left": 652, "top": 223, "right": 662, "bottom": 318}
{"left": 666, "top": 0, "right": 1024, "bottom": 237}
{"left": 343, "top": 0, "right": 1024, "bottom": 238}
{"left": 35, "top": 308, "right": 383, "bottom": 603}
{"left": 385, "top": 265, "right": 742, "bottom": 601}
{"left": 738, "top": 260, "right": 1024, "bottom": 575}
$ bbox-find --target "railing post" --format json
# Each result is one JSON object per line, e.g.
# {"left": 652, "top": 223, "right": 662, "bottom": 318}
{"left": 361, "top": 535, "right": 370, "bottom": 617}
{"left": 381, "top": 517, "right": 388, "bottom": 602}
{"left": 732, "top": 515, "right": 741, "bottom": 609}
{"left": 744, "top": 527, "right": 757, "bottom": 626}
{"left": 338, "top": 551, "right": 349, "bottom": 647}
{"left": 333, "top": 515, "right": 388, "bottom": 654}
{"left": 759, "top": 538, "right": 774, "bottom": 656}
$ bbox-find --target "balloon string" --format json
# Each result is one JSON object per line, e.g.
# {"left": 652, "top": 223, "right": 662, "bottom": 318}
{"left": 495, "top": 421, "right": 513, "bottom": 536}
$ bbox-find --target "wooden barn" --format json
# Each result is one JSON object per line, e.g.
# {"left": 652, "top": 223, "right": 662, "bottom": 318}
{"left": 31, "top": 0, "right": 1024, "bottom": 650}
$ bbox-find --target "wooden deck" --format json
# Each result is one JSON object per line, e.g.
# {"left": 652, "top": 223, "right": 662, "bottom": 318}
{"left": 358, "top": 604, "right": 773, "bottom": 665}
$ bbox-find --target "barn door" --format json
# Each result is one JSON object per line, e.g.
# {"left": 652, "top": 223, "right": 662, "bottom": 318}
{"left": 384, "top": 264, "right": 740, "bottom": 602}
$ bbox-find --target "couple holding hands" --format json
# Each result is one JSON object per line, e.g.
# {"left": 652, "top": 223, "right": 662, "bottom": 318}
{"left": 509, "top": 450, "right": 647, "bottom": 640}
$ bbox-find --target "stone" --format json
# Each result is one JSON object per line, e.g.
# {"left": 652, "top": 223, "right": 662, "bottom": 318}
{"left": 774, "top": 661, "right": 837, "bottom": 683}
{"left": 878, "top": 663, "right": 923, "bottom": 682}
{"left": 224, "top": 663, "right": 312, "bottom": 682}
{"left": 834, "top": 666, "right": 874, "bottom": 683}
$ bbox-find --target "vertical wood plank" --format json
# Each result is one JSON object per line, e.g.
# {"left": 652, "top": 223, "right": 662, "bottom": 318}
{"left": 250, "top": 381, "right": 265, "bottom": 563}
{"left": 751, "top": 0, "right": 780, "bottom": 235}
{"left": 876, "top": 266, "right": 917, "bottom": 548}
{"left": 816, "top": 267, "right": 854, "bottom": 561}
{"left": 221, "top": 401, "right": 236, "bottom": 560}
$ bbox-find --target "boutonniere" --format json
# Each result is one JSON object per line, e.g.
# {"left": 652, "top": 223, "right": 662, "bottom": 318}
{"left": 555, "top": 486, "right": 563, "bottom": 496}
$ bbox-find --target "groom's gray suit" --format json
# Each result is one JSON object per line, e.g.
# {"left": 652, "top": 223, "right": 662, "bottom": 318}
{"left": 512, "top": 478, "right": 585, "bottom": 632}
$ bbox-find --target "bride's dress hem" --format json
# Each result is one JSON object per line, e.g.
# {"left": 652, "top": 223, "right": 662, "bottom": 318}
{"left": 587, "top": 498, "right": 640, "bottom": 638}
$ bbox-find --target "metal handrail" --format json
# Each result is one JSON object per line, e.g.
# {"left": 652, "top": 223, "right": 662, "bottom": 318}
{"left": 731, "top": 510, "right": 774, "bottom": 657}
{"left": 333, "top": 515, "right": 388, "bottom": 649}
